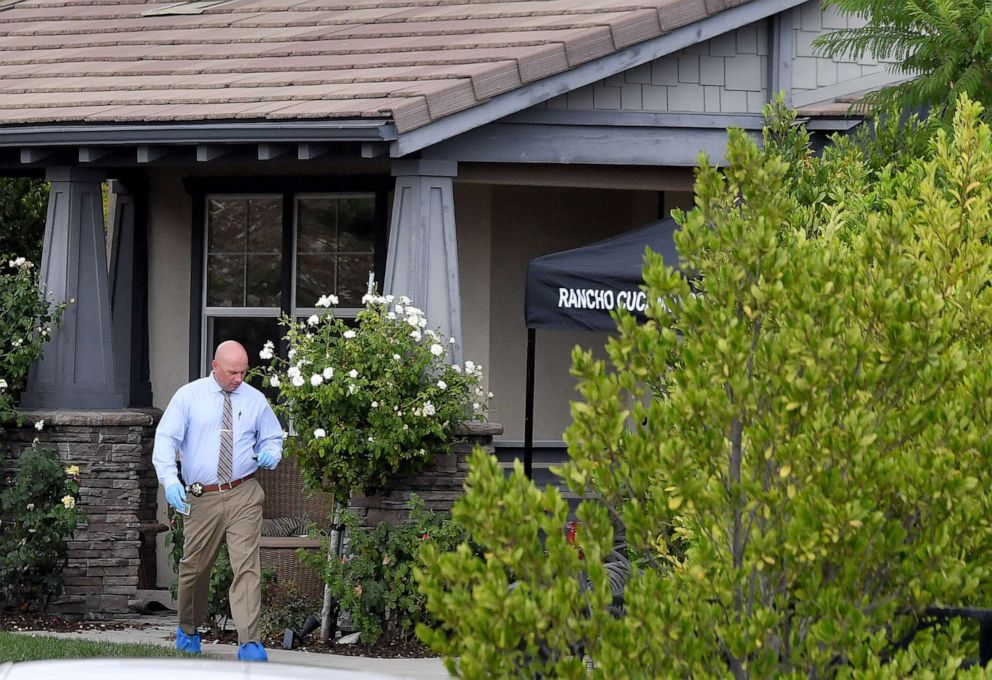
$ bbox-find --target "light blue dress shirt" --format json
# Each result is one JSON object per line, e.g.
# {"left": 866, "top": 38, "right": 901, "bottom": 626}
{"left": 152, "top": 374, "right": 284, "bottom": 490}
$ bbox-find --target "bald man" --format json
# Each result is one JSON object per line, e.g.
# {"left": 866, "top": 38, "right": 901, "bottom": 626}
{"left": 153, "top": 340, "right": 283, "bottom": 661}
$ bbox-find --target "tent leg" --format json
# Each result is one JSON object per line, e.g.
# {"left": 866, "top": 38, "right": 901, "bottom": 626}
{"left": 524, "top": 328, "right": 535, "bottom": 479}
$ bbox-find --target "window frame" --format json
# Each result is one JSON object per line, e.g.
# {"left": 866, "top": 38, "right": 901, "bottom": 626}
{"left": 186, "top": 177, "right": 389, "bottom": 381}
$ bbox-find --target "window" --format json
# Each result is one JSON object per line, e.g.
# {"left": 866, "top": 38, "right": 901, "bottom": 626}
{"left": 199, "top": 191, "right": 381, "bottom": 377}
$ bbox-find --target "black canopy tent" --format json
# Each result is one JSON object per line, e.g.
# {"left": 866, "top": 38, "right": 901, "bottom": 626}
{"left": 521, "top": 216, "right": 681, "bottom": 477}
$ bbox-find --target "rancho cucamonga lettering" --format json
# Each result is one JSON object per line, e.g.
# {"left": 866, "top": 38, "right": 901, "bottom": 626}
{"left": 557, "top": 287, "right": 647, "bottom": 312}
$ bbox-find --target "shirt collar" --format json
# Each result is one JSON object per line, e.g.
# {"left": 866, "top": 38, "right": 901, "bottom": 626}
{"left": 209, "top": 372, "right": 243, "bottom": 395}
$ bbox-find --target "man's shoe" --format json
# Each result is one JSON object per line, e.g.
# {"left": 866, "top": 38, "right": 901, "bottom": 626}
{"left": 237, "top": 641, "right": 268, "bottom": 661}
{"left": 175, "top": 626, "right": 201, "bottom": 654}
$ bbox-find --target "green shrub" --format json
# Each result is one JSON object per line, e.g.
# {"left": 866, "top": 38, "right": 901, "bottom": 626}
{"left": 304, "top": 495, "right": 466, "bottom": 644}
{"left": 253, "top": 292, "right": 488, "bottom": 498}
{"left": 259, "top": 580, "right": 321, "bottom": 639}
{"left": 0, "top": 255, "right": 65, "bottom": 426}
{"left": 417, "top": 97, "right": 992, "bottom": 677}
{"left": 0, "top": 446, "right": 82, "bottom": 611}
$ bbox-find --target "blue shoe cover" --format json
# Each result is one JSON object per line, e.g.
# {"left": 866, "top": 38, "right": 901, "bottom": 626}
{"left": 175, "top": 626, "right": 201, "bottom": 654}
{"left": 237, "top": 641, "right": 268, "bottom": 661}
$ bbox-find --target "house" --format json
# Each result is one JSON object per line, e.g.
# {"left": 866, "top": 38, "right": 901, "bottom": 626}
{"left": 0, "top": 0, "right": 906, "bottom": 612}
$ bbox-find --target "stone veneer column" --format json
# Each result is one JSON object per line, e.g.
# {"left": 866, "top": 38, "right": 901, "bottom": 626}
{"left": 348, "top": 422, "right": 503, "bottom": 526}
{"left": 0, "top": 409, "right": 161, "bottom": 618}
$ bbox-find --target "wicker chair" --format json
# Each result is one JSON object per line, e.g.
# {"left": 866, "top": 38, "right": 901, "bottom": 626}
{"left": 257, "top": 457, "right": 335, "bottom": 600}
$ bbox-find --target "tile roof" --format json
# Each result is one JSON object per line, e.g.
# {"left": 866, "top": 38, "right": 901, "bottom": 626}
{"left": 0, "top": 0, "right": 749, "bottom": 132}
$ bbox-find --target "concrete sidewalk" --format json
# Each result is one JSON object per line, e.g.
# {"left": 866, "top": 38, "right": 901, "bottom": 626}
{"left": 15, "top": 617, "right": 452, "bottom": 680}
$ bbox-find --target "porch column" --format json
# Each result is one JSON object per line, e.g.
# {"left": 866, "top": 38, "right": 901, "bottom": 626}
{"left": 108, "top": 178, "right": 153, "bottom": 407}
{"left": 384, "top": 159, "right": 463, "bottom": 363}
{"left": 20, "top": 167, "right": 125, "bottom": 409}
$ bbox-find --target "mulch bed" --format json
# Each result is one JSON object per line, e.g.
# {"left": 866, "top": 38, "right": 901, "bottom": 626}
{"left": 0, "top": 611, "right": 436, "bottom": 658}
{"left": 0, "top": 611, "right": 150, "bottom": 633}
{"left": 203, "top": 626, "right": 437, "bottom": 658}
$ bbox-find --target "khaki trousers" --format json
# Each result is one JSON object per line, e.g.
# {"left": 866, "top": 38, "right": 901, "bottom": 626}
{"left": 177, "top": 478, "right": 265, "bottom": 645}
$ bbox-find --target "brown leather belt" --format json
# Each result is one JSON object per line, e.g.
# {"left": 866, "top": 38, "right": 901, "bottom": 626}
{"left": 193, "top": 473, "right": 256, "bottom": 495}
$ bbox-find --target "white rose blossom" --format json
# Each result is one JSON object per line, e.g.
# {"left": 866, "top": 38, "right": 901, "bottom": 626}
{"left": 343, "top": 330, "right": 356, "bottom": 339}
{"left": 287, "top": 366, "right": 301, "bottom": 378}
{"left": 437, "top": 380, "right": 447, "bottom": 390}
{"left": 310, "top": 374, "right": 323, "bottom": 386}
{"left": 34, "top": 419, "right": 44, "bottom": 431}
{"left": 0, "top": 378, "right": 6, "bottom": 390}
{"left": 269, "top": 375, "right": 280, "bottom": 387}
{"left": 291, "top": 375, "right": 305, "bottom": 387}
{"left": 323, "top": 367, "right": 334, "bottom": 379}
{"left": 349, "top": 369, "right": 358, "bottom": 379}
{"left": 410, "top": 330, "right": 422, "bottom": 342}
{"left": 307, "top": 314, "right": 320, "bottom": 326}
{"left": 430, "top": 343, "right": 444, "bottom": 356}
{"left": 392, "top": 354, "right": 401, "bottom": 361}
{"left": 313, "top": 428, "right": 326, "bottom": 438}
{"left": 316, "top": 294, "right": 338, "bottom": 308}
{"left": 422, "top": 401, "right": 436, "bottom": 416}
{"left": 259, "top": 341, "right": 275, "bottom": 360}
{"left": 348, "top": 383, "right": 358, "bottom": 395}
{"left": 288, "top": 348, "right": 297, "bottom": 359}
{"left": 464, "top": 361, "right": 475, "bottom": 373}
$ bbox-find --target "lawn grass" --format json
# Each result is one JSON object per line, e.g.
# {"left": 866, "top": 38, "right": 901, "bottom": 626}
{"left": 0, "top": 631, "right": 186, "bottom": 662}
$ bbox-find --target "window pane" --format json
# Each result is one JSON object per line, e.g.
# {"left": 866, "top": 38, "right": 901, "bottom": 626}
{"left": 207, "top": 198, "right": 247, "bottom": 253}
{"left": 336, "top": 254, "right": 374, "bottom": 307}
{"left": 295, "top": 195, "right": 376, "bottom": 310}
{"left": 206, "top": 316, "right": 282, "bottom": 394}
{"left": 338, "top": 197, "right": 375, "bottom": 253}
{"left": 248, "top": 198, "right": 282, "bottom": 253}
{"left": 207, "top": 254, "right": 244, "bottom": 307}
{"left": 296, "top": 254, "right": 334, "bottom": 308}
{"left": 297, "top": 198, "right": 337, "bottom": 254}
{"left": 245, "top": 254, "right": 281, "bottom": 307}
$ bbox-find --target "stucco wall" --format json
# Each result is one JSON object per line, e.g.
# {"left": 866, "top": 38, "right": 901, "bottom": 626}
{"left": 486, "top": 185, "right": 659, "bottom": 443}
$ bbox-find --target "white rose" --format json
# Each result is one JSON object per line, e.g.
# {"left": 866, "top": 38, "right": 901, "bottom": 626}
{"left": 348, "top": 383, "right": 358, "bottom": 394}
{"left": 406, "top": 316, "right": 420, "bottom": 328}
{"left": 34, "top": 420, "right": 44, "bottom": 431}
{"left": 287, "top": 366, "right": 301, "bottom": 378}
{"left": 323, "top": 367, "right": 334, "bottom": 379}
{"left": 418, "top": 318, "right": 427, "bottom": 328}
{"left": 395, "top": 305, "right": 405, "bottom": 315}
{"left": 449, "top": 337, "right": 456, "bottom": 344}
{"left": 288, "top": 348, "right": 297, "bottom": 359}
{"left": 308, "top": 314, "right": 320, "bottom": 326}
{"left": 259, "top": 341, "right": 274, "bottom": 360}
{"left": 291, "top": 375, "right": 305, "bottom": 387}
{"left": 430, "top": 343, "right": 444, "bottom": 356}
{"left": 387, "top": 312, "right": 396, "bottom": 320}
{"left": 313, "top": 428, "right": 326, "bottom": 438}
{"left": 269, "top": 376, "right": 280, "bottom": 387}
{"left": 451, "top": 364, "right": 461, "bottom": 373}
{"left": 371, "top": 401, "right": 378, "bottom": 408}
{"left": 349, "top": 369, "right": 359, "bottom": 378}
{"left": 399, "top": 296, "right": 411, "bottom": 305}
{"left": 0, "top": 379, "right": 6, "bottom": 390}
{"left": 410, "top": 330, "right": 422, "bottom": 341}
{"left": 343, "top": 330, "right": 357, "bottom": 339}
{"left": 422, "top": 401, "right": 436, "bottom": 416}
{"left": 310, "top": 374, "right": 323, "bottom": 386}
{"left": 392, "top": 354, "right": 401, "bottom": 361}
{"left": 488, "top": 391, "right": 494, "bottom": 398}
{"left": 464, "top": 361, "right": 475, "bottom": 372}
{"left": 437, "top": 380, "right": 447, "bottom": 390}
{"left": 385, "top": 295, "right": 395, "bottom": 303}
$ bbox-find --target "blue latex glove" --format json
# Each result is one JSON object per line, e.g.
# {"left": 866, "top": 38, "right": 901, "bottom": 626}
{"left": 165, "top": 483, "right": 188, "bottom": 511}
{"left": 256, "top": 451, "right": 279, "bottom": 470}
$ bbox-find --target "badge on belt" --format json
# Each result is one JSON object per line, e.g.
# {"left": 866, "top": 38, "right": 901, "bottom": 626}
{"left": 188, "top": 482, "right": 205, "bottom": 497}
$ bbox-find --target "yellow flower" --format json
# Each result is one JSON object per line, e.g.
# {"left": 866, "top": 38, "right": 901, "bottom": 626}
{"left": 61, "top": 495, "right": 75, "bottom": 509}
{"left": 64, "top": 465, "right": 80, "bottom": 476}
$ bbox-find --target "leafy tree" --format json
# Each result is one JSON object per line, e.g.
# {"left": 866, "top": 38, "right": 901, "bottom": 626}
{"left": 0, "top": 177, "right": 47, "bottom": 264}
{"left": 815, "top": 0, "right": 992, "bottom": 120}
{"left": 416, "top": 97, "right": 992, "bottom": 677}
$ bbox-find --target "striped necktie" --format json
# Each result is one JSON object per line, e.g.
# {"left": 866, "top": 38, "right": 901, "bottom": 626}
{"left": 218, "top": 390, "right": 233, "bottom": 483}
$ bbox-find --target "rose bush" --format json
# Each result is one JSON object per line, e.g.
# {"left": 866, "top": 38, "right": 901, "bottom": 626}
{"left": 0, "top": 445, "right": 82, "bottom": 611}
{"left": 0, "top": 255, "right": 65, "bottom": 427}
{"left": 254, "top": 292, "right": 489, "bottom": 498}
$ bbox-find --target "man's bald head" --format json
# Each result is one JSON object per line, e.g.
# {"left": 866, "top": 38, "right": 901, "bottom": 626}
{"left": 212, "top": 340, "right": 249, "bottom": 391}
